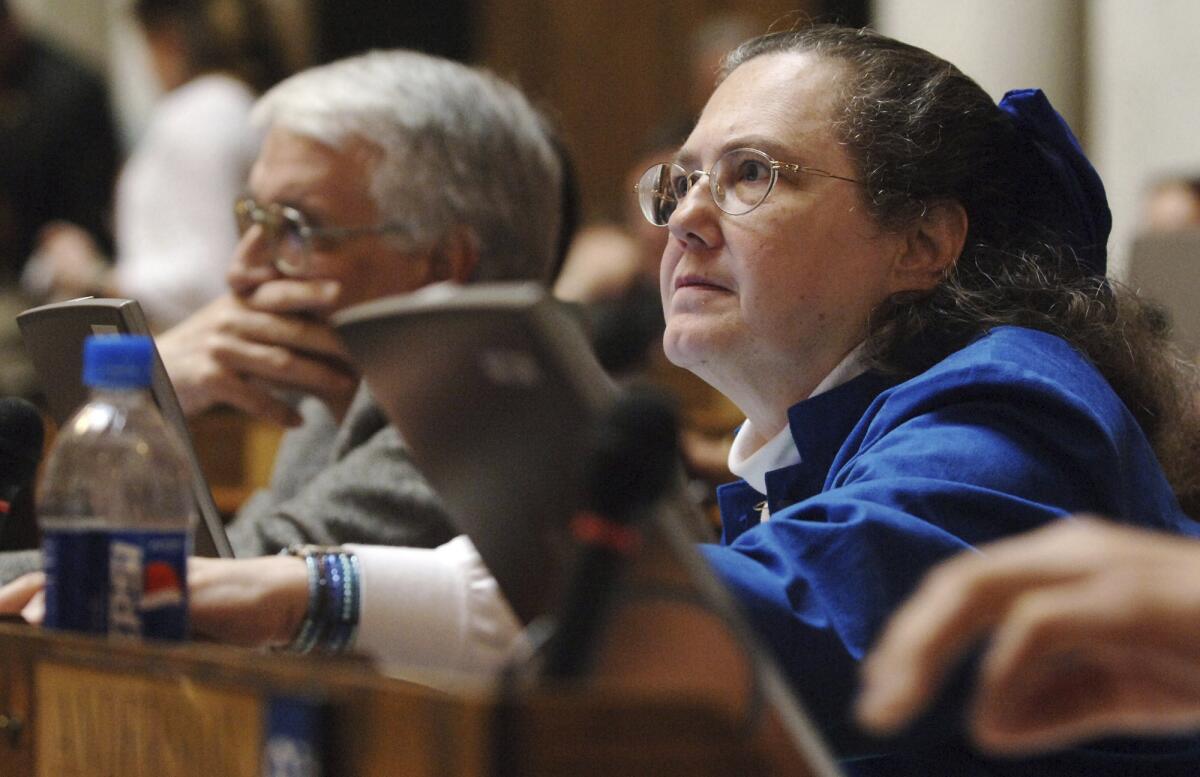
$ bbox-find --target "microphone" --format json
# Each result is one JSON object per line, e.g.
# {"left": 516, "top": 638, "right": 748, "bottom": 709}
{"left": 0, "top": 397, "right": 45, "bottom": 551}
{"left": 541, "top": 387, "right": 681, "bottom": 680}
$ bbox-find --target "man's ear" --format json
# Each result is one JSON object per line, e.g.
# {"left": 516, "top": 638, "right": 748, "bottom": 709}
{"left": 889, "top": 200, "right": 968, "bottom": 294}
{"left": 429, "top": 227, "right": 480, "bottom": 284}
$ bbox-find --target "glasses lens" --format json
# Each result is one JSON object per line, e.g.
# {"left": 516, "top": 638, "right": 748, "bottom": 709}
{"left": 637, "top": 164, "right": 685, "bottom": 227}
{"left": 233, "top": 199, "right": 310, "bottom": 275}
{"left": 712, "top": 148, "right": 775, "bottom": 216}
{"left": 234, "top": 198, "right": 258, "bottom": 235}
{"left": 272, "top": 206, "right": 310, "bottom": 276}
{"left": 235, "top": 198, "right": 289, "bottom": 242}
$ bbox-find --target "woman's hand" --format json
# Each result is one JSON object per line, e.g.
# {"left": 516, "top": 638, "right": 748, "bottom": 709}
{"left": 188, "top": 556, "right": 310, "bottom": 647}
{"left": 0, "top": 571, "right": 47, "bottom": 624}
{"left": 857, "top": 517, "right": 1200, "bottom": 754}
{"left": 0, "top": 556, "right": 310, "bottom": 649}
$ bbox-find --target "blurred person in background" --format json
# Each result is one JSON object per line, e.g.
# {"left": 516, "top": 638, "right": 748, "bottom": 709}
{"left": 556, "top": 125, "right": 741, "bottom": 510}
{"left": 1141, "top": 174, "right": 1200, "bottom": 233}
{"left": 553, "top": 13, "right": 761, "bottom": 506}
{"left": 0, "top": 0, "right": 119, "bottom": 396}
{"left": 686, "top": 12, "right": 758, "bottom": 119}
{"left": 0, "top": 0, "right": 118, "bottom": 284}
{"left": 22, "top": 0, "right": 287, "bottom": 330}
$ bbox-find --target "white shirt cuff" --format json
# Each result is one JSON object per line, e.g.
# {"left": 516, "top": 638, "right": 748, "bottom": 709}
{"left": 346, "top": 536, "right": 523, "bottom": 679}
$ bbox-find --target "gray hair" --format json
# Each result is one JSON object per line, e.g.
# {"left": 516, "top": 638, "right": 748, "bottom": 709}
{"left": 251, "top": 49, "right": 563, "bottom": 282}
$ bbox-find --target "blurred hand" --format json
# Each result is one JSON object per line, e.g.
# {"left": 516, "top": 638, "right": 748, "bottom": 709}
{"left": 0, "top": 571, "right": 46, "bottom": 625}
{"left": 0, "top": 557, "right": 309, "bottom": 649}
{"left": 857, "top": 517, "right": 1200, "bottom": 754}
{"left": 157, "top": 280, "right": 358, "bottom": 426}
{"left": 552, "top": 224, "right": 642, "bottom": 303}
{"left": 23, "top": 222, "right": 111, "bottom": 300}
{"left": 188, "top": 555, "right": 308, "bottom": 647}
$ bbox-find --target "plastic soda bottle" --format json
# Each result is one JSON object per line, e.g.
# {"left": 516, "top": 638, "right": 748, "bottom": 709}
{"left": 38, "top": 334, "right": 194, "bottom": 639}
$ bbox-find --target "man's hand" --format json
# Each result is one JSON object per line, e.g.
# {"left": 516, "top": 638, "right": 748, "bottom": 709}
{"left": 158, "top": 280, "right": 358, "bottom": 426}
{"left": 857, "top": 517, "right": 1200, "bottom": 754}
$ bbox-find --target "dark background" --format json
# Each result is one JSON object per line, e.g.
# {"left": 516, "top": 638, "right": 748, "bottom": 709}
{"left": 313, "top": 0, "right": 869, "bottom": 221}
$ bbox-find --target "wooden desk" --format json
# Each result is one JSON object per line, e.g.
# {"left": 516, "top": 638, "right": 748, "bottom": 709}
{"left": 0, "top": 623, "right": 767, "bottom": 776}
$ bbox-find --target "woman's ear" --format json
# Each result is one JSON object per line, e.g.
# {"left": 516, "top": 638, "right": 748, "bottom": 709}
{"left": 889, "top": 200, "right": 968, "bottom": 294}
{"left": 429, "top": 227, "right": 480, "bottom": 284}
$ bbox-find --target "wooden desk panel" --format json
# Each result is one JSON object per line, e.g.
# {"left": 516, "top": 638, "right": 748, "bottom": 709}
{"left": 0, "top": 623, "right": 765, "bottom": 777}
{"left": 36, "top": 662, "right": 260, "bottom": 776}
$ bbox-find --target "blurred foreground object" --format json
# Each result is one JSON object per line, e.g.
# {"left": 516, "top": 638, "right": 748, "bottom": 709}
{"left": 859, "top": 518, "right": 1200, "bottom": 755}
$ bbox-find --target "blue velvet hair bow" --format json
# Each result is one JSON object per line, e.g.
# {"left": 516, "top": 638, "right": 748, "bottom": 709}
{"left": 998, "top": 88, "right": 1112, "bottom": 276}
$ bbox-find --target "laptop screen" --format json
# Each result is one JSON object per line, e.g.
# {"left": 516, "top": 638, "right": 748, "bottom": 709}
{"left": 17, "top": 297, "right": 234, "bottom": 558}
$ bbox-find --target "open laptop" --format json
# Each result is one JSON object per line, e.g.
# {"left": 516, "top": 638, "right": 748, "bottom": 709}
{"left": 17, "top": 298, "right": 235, "bottom": 558}
{"left": 334, "top": 282, "right": 617, "bottom": 624}
{"left": 332, "top": 282, "right": 844, "bottom": 776}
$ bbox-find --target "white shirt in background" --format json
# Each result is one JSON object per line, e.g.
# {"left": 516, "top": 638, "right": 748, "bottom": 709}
{"left": 114, "top": 74, "right": 260, "bottom": 329}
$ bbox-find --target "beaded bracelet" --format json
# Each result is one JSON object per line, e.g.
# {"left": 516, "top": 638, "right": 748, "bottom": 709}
{"left": 282, "top": 545, "right": 361, "bottom": 654}
{"left": 326, "top": 553, "right": 359, "bottom": 653}
{"left": 288, "top": 552, "right": 323, "bottom": 654}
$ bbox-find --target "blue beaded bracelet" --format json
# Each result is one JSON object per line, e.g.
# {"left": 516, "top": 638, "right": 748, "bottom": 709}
{"left": 287, "top": 552, "right": 322, "bottom": 654}
{"left": 327, "top": 553, "right": 359, "bottom": 652}
{"left": 283, "top": 545, "right": 361, "bottom": 654}
{"left": 320, "top": 552, "right": 343, "bottom": 647}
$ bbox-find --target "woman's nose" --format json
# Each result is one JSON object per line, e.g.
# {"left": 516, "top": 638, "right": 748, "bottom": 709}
{"left": 667, "top": 175, "right": 722, "bottom": 250}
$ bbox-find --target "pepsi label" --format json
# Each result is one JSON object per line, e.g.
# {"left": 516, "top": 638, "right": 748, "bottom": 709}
{"left": 43, "top": 526, "right": 189, "bottom": 640}
{"left": 43, "top": 527, "right": 109, "bottom": 634}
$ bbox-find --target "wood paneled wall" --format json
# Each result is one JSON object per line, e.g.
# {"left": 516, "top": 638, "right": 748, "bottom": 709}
{"left": 475, "top": 1, "right": 817, "bottom": 222}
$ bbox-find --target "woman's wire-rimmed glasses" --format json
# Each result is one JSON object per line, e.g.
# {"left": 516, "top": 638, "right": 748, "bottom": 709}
{"left": 633, "top": 147, "right": 862, "bottom": 227}
{"left": 233, "top": 197, "right": 409, "bottom": 277}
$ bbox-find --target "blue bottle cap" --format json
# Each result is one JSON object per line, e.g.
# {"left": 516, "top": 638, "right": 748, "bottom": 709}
{"left": 82, "top": 335, "right": 154, "bottom": 389}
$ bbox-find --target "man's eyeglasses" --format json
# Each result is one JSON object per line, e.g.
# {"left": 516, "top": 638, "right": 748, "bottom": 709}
{"left": 233, "top": 197, "right": 408, "bottom": 276}
{"left": 633, "top": 147, "right": 862, "bottom": 227}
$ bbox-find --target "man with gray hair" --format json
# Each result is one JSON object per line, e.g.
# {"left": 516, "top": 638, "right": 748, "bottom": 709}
{"left": 174, "top": 49, "right": 565, "bottom": 556}
{"left": 0, "top": 49, "right": 566, "bottom": 579}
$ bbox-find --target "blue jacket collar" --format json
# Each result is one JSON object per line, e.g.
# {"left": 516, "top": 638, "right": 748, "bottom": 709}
{"left": 717, "top": 371, "right": 897, "bottom": 543}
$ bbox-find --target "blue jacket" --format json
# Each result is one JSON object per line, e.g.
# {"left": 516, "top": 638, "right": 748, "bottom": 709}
{"left": 701, "top": 326, "right": 1200, "bottom": 775}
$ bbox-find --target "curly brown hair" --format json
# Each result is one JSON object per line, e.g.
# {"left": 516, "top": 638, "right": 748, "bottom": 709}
{"left": 722, "top": 25, "right": 1200, "bottom": 513}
